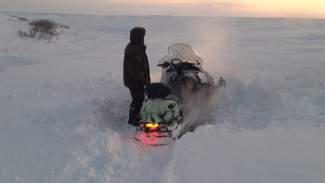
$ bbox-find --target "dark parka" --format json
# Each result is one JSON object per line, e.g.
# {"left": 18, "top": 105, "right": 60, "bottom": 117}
{"left": 123, "top": 27, "right": 150, "bottom": 88}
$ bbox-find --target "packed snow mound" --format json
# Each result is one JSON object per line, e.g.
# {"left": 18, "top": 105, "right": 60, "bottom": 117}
{"left": 0, "top": 12, "right": 325, "bottom": 183}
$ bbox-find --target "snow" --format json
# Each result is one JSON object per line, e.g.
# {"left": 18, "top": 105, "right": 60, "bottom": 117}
{"left": 1, "top": 12, "right": 325, "bottom": 183}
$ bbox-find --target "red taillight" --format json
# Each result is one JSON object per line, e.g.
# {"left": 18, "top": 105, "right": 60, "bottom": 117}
{"left": 139, "top": 123, "right": 168, "bottom": 131}
{"left": 146, "top": 123, "right": 159, "bottom": 130}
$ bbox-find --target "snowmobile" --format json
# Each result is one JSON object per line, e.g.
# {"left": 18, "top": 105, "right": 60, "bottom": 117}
{"left": 134, "top": 43, "right": 218, "bottom": 146}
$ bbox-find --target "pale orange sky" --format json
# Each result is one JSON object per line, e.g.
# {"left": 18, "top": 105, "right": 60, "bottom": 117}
{"left": 120, "top": 0, "right": 325, "bottom": 17}
{"left": 1, "top": 0, "right": 325, "bottom": 18}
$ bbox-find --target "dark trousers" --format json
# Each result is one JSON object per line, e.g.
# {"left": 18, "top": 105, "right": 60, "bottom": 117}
{"left": 128, "top": 85, "right": 145, "bottom": 124}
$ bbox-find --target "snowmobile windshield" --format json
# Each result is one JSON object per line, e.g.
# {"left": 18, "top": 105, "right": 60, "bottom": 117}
{"left": 159, "top": 43, "right": 203, "bottom": 72}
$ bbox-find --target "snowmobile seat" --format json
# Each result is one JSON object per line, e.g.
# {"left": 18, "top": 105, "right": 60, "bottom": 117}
{"left": 145, "top": 83, "right": 171, "bottom": 99}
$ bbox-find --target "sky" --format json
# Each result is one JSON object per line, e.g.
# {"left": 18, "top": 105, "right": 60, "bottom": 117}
{"left": 0, "top": 0, "right": 324, "bottom": 18}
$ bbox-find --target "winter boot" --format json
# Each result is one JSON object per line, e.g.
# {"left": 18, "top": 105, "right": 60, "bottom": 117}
{"left": 128, "top": 106, "right": 141, "bottom": 126}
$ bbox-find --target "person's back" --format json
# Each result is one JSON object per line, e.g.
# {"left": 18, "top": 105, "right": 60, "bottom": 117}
{"left": 123, "top": 42, "right": 150, "bottom": 88}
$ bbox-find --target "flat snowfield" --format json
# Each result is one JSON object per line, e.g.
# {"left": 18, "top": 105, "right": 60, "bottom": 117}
{"left": 0, "top": 12, "right": 325, "bottom": 183}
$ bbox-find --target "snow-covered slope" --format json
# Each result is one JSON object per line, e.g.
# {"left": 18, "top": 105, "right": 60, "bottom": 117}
{"left": 0, "top": 12, "right": 325, "bottom": 183}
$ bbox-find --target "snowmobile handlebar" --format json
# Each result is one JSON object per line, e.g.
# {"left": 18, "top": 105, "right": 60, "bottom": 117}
{"left": 157, "top": 62, "right": 170, "bottom": 67}
{"left": 157, "top": 58, "right": 196, "bottom": 68}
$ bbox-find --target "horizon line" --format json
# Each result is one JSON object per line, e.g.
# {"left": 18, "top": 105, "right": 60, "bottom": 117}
{"left": 1, "top": 10, "right": 325, "bottom": 20}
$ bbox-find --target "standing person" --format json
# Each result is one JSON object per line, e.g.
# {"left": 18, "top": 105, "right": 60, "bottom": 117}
{"left": 123, "top": 27, "right": 151, "bottom": 125}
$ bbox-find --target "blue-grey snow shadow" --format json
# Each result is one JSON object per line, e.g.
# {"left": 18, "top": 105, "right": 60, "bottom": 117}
{"left": 181, "top": 76, "right": 288, "bottom": 134}
{"left": 91, "top": 93, "right": 130, "bottom": 131}
{"left": 0, "top": 55, "right": 40, "bottom": 71}
{"left": 196, "top": 75, "right": 325, "bottom": 131}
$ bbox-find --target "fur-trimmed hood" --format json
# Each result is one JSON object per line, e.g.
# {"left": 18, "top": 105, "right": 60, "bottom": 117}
{"left": 130, "top": 27, "right": 146, "bottom": 47}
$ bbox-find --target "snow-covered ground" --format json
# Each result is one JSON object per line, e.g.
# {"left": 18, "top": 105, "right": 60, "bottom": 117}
{"left": 0, "top": 12, "right": 325, "bottom": 183}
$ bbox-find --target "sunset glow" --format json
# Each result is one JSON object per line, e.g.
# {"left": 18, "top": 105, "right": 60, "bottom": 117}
{"left": 1, "top": 0, "right": 324, "bottom": 18}
{"left": 241, "top": 0, "right": 325, "bottom": 17}
{"left": 101, "top": 0, "right": 325, "bottom": 17}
